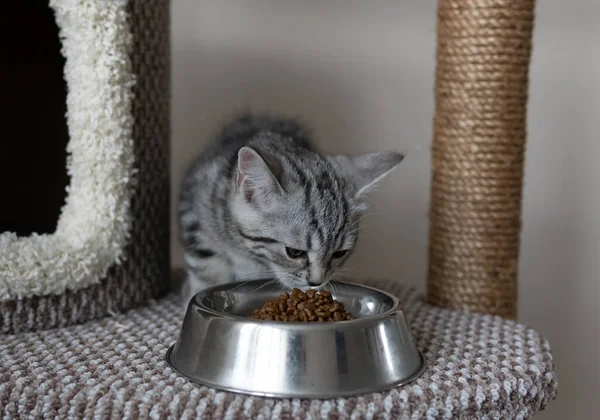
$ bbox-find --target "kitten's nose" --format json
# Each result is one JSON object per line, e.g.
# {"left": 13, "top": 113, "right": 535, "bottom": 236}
{"left": 308, "top": 266, "right": 326, "bottom": 286}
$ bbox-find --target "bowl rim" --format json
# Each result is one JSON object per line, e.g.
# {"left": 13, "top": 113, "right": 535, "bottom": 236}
{"left": 191, "top": 279, "right": 405, "bottom": 329}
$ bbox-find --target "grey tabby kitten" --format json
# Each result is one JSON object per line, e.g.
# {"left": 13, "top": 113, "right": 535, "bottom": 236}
{"left": 178, "top": 114, "right": 403, "bottom": 306}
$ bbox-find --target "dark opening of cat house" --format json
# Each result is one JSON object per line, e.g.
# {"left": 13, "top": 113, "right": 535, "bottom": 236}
{"left": 0, "top": 1, "right": 69, "bottom": 236}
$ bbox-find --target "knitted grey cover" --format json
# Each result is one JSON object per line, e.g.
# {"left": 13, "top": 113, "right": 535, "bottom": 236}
{"left": 0, "top": 0, "right": 170, "bottom": 334}
{"left": 0, "top": 279, "right": 557, "bottom": 419}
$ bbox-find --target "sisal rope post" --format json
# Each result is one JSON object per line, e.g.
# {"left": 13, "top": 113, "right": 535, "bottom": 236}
{"left": 426, "top": 0, "right": 536, "bottom": 319}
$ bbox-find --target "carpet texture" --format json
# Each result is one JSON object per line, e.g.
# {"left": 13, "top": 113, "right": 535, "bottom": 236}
{"left": 0, "top": 280, "right": 557, "bottom": 419}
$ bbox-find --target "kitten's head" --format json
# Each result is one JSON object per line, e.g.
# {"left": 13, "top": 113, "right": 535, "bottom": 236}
{"left": 230, "top": 144, "right": 403, "bottom": 289}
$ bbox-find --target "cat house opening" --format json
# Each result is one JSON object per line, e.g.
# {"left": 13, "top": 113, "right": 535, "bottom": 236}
{"left": 0, "top": 1, "right": 69, "bottom": 236}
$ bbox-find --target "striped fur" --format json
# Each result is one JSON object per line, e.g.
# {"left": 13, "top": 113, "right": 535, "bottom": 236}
{"left": 178, "top": 114, "right": 403, "bottom": 306}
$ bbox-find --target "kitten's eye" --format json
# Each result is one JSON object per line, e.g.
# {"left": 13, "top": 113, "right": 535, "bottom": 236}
{"left": 285, "top": 247, "right": 307, "bottom": 259}
{"left": 332, "top": 250, "right": 348, "bottom": 259}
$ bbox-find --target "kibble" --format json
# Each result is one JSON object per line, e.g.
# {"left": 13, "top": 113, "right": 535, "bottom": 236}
{"left": 248, "top": 288, "right": 353, "bottom": 322}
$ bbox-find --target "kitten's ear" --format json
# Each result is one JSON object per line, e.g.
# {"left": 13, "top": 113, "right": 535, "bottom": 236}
{"left": 329, "top": 151, "right": 404, "bottom": 198}
{"left": 236, "top": 147, "right": 283, "bottom": 207}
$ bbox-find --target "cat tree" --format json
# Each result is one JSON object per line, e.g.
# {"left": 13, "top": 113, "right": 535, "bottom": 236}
{"left": 0, "top": 0, "right": 556, "bottom": 418}
{"left": 0, "top": 0, "right": 170, "bottom": 333}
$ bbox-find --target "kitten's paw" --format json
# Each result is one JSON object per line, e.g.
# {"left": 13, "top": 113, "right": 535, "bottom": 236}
{"left": 178, "top": 280, "right": 193, "bottom": 314}
{"left": 179, "top": 271, "right": 216, "bottom": 313}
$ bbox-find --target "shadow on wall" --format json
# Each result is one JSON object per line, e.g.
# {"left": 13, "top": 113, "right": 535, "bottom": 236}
{"left": 171, "top": 42, "right": 430, "bottom": 291}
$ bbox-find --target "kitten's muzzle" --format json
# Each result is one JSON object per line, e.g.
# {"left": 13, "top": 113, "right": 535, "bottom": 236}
{"left": 308, "top": 266, "right": 327, "bottom": 286}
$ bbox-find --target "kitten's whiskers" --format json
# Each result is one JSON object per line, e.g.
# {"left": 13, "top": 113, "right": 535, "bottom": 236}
{"left": 347, "top": 212, "right": 389, "bottom": 231}
{"left": 253, "top": 279, "right": 279, "bottom": 292}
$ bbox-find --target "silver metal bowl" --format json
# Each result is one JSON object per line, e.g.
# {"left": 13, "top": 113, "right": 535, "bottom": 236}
{"left": 166, "top": 280, "right": 425, "bottom": 398}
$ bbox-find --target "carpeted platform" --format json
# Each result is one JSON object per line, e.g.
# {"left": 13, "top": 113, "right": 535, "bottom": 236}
{"left": 0, "top": 280, "right": 557, "bottom": 419}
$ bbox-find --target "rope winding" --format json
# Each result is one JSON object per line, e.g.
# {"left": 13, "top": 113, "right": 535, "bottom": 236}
{"left": 426, "top": 0, "right": 536, "bottom": 319}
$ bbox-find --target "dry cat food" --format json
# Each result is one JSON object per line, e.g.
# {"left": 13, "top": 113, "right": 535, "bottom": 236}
{"left": 248, "top": 288, "right": 354, "bottom": 322}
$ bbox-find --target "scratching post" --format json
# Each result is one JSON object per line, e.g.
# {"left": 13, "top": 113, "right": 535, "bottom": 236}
{"left": 426, "top": 0, "right": 536, "bottom": 319}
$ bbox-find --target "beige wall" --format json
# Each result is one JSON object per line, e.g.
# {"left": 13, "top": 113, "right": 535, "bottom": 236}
{"left": 171, "top": 1, "right": 599, "bottom": 418}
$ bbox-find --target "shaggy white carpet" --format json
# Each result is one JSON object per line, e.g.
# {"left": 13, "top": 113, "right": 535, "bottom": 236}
{"left": 0, "top": 0, "right": 136, "bottom": 300}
